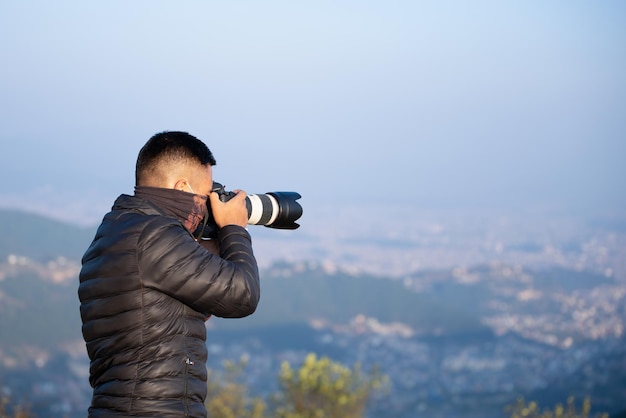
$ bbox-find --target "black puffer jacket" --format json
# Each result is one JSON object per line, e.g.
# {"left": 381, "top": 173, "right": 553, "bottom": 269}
{"left": 79, "top": 194, "right": 260, "bottom": 418}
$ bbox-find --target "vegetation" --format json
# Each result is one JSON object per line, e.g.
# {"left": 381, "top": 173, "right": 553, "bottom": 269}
{"left": 205, "top": 357, "right": 267, "bottom": 418}
{"left": 505, "top": 396, "right": 609, "bottom": 418}
{"left": 1, "top": 364, "right": 615, "bottom": 418}
{"left": 273, "top": 353, "right": 389, "bottom": 418}
{"left": 205, "top": 353, "right": 388, "bottom": 418}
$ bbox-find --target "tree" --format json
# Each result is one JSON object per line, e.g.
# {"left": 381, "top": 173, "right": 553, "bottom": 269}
{"left": 272, "top": 353, "right": 389, "bottom": 418}
{"left": 205, "top": 356, "right": 268, "bottom": 418}
{"left": 506, "top": 396, "right": 609, "bottom": 418}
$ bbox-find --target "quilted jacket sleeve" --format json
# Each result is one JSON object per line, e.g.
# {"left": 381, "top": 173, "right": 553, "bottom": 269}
{"left": 138, "top": 218, "right": 260, "bottom": 318}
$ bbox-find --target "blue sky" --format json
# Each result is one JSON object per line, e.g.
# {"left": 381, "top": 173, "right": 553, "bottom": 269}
{"left": 1, "top": 1, "right": 624, "bottom": 225}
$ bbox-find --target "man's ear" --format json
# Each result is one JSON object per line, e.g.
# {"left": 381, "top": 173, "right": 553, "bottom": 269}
{"left": 173, "top": 179, "right": 189, "bottom": 191}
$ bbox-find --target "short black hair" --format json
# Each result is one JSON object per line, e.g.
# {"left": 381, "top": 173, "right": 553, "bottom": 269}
{"left": 135, "top": 131, "right": 217, "bottom": 185}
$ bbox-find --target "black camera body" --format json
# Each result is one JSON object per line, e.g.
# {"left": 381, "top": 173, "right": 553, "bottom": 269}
{"left": 195, "top": 181, "right": 303, "bottom": 239}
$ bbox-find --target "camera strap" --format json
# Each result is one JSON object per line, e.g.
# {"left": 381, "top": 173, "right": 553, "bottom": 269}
{"left": 193, "top": 207, "right": 210, "bottom": 242}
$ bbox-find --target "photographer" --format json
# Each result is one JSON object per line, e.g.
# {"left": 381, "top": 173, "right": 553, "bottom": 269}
{"left": 78, "top": 131, "right": 260, "bottom": 417}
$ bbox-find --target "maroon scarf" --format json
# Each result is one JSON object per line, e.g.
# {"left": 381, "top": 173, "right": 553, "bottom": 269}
{"left": 135, "top": 186, "right": 208, "bottom": 233}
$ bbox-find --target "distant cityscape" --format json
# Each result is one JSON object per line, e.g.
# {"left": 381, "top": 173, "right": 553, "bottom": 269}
{"left": 252, "top": 203, "right": 626, "bottom": 280}
{"left": 1, "top": 204, "right": 625, "bottom": 417}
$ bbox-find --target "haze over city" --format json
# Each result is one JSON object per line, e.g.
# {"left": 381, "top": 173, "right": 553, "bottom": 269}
{"left": 2, "top": 4, "right": 626, "bottom": 416}
{"left": 1, "top": 1, "right": 624, "bottom": 227}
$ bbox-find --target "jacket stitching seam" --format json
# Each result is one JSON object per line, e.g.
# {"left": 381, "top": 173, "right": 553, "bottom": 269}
{"left": 128, "top": 230, "right": 145, "bottom": 413}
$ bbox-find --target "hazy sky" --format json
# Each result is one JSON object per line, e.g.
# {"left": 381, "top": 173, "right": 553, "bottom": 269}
{"left": 1, "top": 1, "right": 624, "bottom": 225}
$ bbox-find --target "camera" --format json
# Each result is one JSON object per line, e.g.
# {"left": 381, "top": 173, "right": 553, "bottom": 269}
{"left": 195, "top": 181, "right": 303, "bottom": 239}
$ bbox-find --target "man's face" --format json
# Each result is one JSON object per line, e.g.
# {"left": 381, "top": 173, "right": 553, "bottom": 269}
{"left": 187, "top": 164, "right": 213, "bottom": 197}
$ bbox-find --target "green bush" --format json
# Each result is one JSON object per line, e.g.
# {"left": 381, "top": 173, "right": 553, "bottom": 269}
{"left": 505, "top": 396, "right": 608, "bottom": 418}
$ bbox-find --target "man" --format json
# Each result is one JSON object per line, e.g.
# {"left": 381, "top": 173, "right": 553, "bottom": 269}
{"left": 78, "top": 131, "right": 260, "bottom": 417}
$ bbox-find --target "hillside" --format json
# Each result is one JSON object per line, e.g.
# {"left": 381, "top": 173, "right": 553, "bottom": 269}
{"left": 0, "top": 209, "right": 489, "bottom": 352}
{"left": 0, "top": 208, "right": 96, "bottom": 261}
{"left": 0, "top": 261, "right": 487, "bottom": 355}
{"left": 0, "top": 271, "right": 81, "bottom": 349}
{"left": 1, "top": 209, "right": 625, "bottom": 417}
{"left": 213, "top": 262, "right": 488, "bottom": 336}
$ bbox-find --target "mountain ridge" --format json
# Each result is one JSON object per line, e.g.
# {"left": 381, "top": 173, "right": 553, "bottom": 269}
{"left": 0, "top": 208, "right": 96, "bottom": 261}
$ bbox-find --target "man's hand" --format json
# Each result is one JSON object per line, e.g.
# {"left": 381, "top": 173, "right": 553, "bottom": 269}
{"left": 208, "top": 190, "right": 249, "bottom": 229}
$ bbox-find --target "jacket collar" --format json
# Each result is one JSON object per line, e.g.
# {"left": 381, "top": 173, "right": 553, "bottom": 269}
{"left": 112, "top": 194, "right": 165, "bottom": 216}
